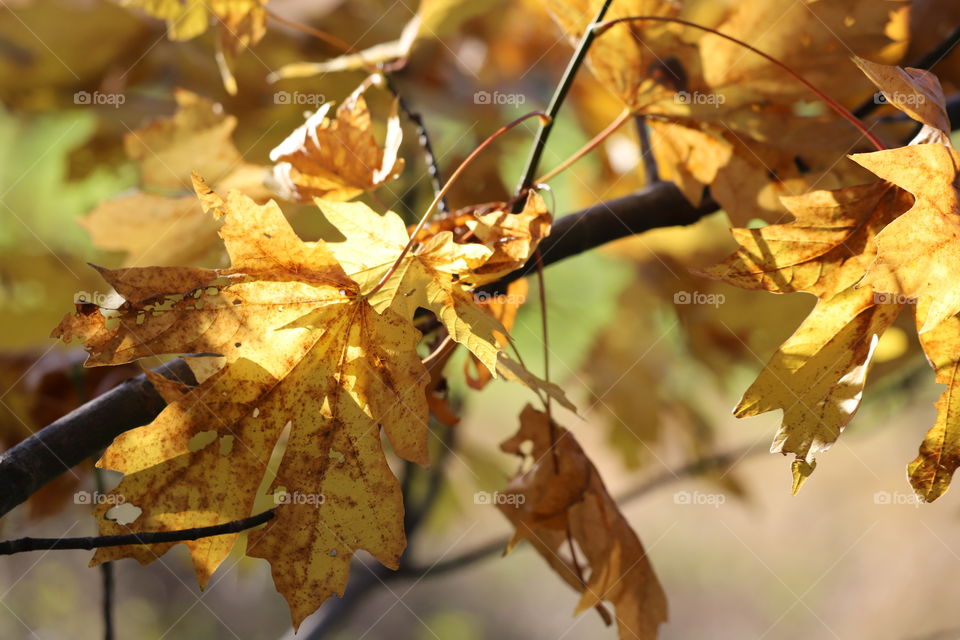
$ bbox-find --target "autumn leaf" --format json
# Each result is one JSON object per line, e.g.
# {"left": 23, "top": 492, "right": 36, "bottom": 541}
{"left": 848, "top": 59, "right": 960, "bottom": 333}
{"left": 55, "top": 177, "right": 430, "bottom": 627}
{"left": 498, "top": 405, "right": 667, "bottom": 640}
{"left": 703, "top": 181, "right": 913, "bottom": 479}
{"left": 851, "top": 143, "right": 960, "bottom": 333}
{"left": 81, "top": 90, "right": 271, "bottom": 267}
{"left": 544, "top": 0, "right": 908, "bottom": 224}
{"left": 908, "top": 298, "right": 960, "bottom": 502}
{"left": 852, "top": 56, "right": 952, "bottom": 144}
{"left": 268, "top": 78, "right": 404, "bottom": 202}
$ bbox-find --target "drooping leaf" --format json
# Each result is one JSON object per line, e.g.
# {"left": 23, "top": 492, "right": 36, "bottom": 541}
{"left": 908, "top": 298, "right": 960, "bottom": 502}
{"left": 703, "top": 181, "right": 913, "bottom": 479}
{"left": 498, "top": 405, "right": 667, "bottom": 640}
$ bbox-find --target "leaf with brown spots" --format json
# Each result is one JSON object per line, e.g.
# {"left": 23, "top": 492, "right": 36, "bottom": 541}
{"left": 498, "top": 405, "right": 667, "bottom": 640}
{"left": 54, "top": 176, "right": 429, "bottom": 628}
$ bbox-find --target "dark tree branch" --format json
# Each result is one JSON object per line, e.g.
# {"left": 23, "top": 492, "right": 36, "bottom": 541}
{"left": 0, "top": 509, "right": 275, "bottom": 555}
{"left": 484, "top": 181, "right": 717, "bottom": 294}
{"left": 0, "top": 358, "right": 196, "bottom": 518}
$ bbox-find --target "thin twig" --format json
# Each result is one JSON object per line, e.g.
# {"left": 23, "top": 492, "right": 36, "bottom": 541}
{"left": 266, "top": 10, "right": 355, "bottom": 54}
{"left": 94, "top": 469, "right": 115, "bottom": 640}
{"left": 382, "top": 74, "right": 448, "bottom": 214}
{"left": 0, "top": 509, "right": 275, "bottom": 555}
{"left": 513, "top": 0, "right": 615, "bottom": 208}
{"left": 636, "top": 114, "right": 660, "bottom": 184}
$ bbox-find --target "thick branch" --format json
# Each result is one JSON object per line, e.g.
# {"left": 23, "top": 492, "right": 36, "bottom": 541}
{"left": 0, "top": 509, "right": 274, "bottom": 555}
{"left": 0, "top": 358, "right": 196, "bottom": 518}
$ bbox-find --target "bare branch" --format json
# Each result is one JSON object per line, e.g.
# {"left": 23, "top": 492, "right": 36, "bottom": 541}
{"left": 0, "top": 509, "right": 275, "bottom": 555}
{"left": 0, "top": 358, "right": 196, "bottom": 518}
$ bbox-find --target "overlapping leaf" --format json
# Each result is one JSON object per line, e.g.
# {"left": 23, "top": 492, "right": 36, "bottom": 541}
{"left": 704, "top": 57, "right": 960, "bottom": 494}
{"left": 318, "top": 192, "right": 551, "bottom": 374}
{"left": 543, "top": 0, "right": 909, "bottom": 224}
{"left": 703, "top": 180, "right": 912, "bottom": 482}
{"left": 268, "top": 79, "right": 404, "bottom": 202}
{"left": 82, "top": 90, "right": 270, "bottom": 267}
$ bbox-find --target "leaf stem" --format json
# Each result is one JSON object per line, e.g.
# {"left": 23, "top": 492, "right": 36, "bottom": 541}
{"left": 536, "top": 107, "right": 632, "bottom": 184}
{"left": 367, "top": 110, "right": 551, "bottom": 298}
{"left": 266, "top": 10, "right": 355, "bottom": 54}
{"left": 512, "top": 0, "right": 615, "bottom": 208}
{"left": 594, "top": 16, "right": 887, "bottom": 152}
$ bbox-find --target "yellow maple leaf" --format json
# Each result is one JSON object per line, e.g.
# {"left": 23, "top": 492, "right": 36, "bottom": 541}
{"left": 268, "top": 79, "right": 404, "bottom": 202}
{"left": 848, "top": 59, "right": 960, "bottom": 333}
{"left": 852, "top": 144, "right": 960, "bottom": 333}
{"left": 543, "top": 0, "right": 908, "bottom": 223}
{"left": 54, "top": 177, "right": 430, "bottom": 627}
{"left": 703, "top": 181, "right": 913, "bottom": 476}
{"left": 498, "top": 405, "right": 667, "bottom": 640}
